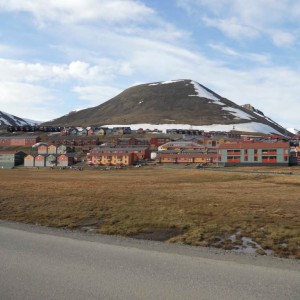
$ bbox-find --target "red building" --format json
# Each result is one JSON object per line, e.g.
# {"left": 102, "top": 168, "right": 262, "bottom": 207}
{"left": 0, "top": 136, "right": 41, "bottom": 146}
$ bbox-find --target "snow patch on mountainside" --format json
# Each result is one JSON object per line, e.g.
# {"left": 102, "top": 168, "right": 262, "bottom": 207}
{"left": 0, "top": 111, "right": 41, "bottom": 126}
{"left": 222, "top": 107, "right": 254, "bottom": 120}
{"left": 189, "top": 80, "right": 221, "bottom": 102}
{"left": 148, "top": 80, "right": 184, "bottom": 86}
{"left": 104, "top": 122, "right": 282, "bottom": 135}
{"left": 287, "top": 128, "right": 299, "bottom": 134}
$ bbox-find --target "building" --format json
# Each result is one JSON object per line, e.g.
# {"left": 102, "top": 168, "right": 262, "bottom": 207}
{"left": 113, "top": 138, "right": 151, "bottom": 147}
{"left": 24, "top": 154, "right": 35, "bottom": 167}
{"left": 156, "top": 150, "right": 217, "bottom": 164}
{"left": 0, "top": 136, "right": 41, "bottom": 147}
{"left": 88, "top": 146, "right": 150, "bottom": 165}
{"left": 158, "top": 141, "right": 205, "bottom": 151}
{"left": 218, "top": 142, "right": 290, "bottom": 166}
{"left": 0, "top": 151, "right": 26, "bottom": 168}
{"left": 24, "top": 143, "right": 80, "bottom": 168}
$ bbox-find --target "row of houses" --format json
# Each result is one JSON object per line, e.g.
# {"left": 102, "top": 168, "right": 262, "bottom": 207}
{"left": 24, "top": 153, "right": 81, "bottom": 167}
{"left": 1, "top": 135, "right": 299, "bottom": 168}
{"left": 0, "top": 136, "right": 41, "bottom": 147}
{"left": 33, "top": 144, "right": 74, "bottom": 155}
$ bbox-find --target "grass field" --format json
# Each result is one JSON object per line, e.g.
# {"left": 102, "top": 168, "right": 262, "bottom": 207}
{"left": 1, "top": 166, "right": 299, "bottom": 258}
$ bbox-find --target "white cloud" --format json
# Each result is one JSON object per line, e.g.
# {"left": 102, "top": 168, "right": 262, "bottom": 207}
{"left": 0, "top": 81, "right": 58, "bottom": 121}
{"left": 178, "top": 0, "right": 300, "bottom": 47}
{"left": 0, "top": 58, "right": 122, "bottom": 83}
{"left": 72, "top": 85, "right": 121, "bottom": 106}
{"left": 203, "top": 16, "right": 259, "bottom": 39}
{"left": 270, "top": 30, "right": 296, "bottom": 47}
{"left": 208, "top": 43, "right": 271, "bottom": 64}
{"left": 0, "top": 0, "right": 154, "bottom": 25}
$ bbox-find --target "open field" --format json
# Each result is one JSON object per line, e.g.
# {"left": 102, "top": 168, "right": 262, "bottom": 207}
{"left": 0, "top": 166, "right": 300, "bottom": 258}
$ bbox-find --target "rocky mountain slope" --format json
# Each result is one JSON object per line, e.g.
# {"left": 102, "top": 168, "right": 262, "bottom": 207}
{"left": 43, "top": 79, "right": 287, "bottom": 134}
{"left": 0, "top": 111, "right": 40, "bottom": 128}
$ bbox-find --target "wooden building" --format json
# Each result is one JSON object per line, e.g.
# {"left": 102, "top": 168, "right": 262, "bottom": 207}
{"left": 24, "top": 154, "right": 35, "bottom": 167}
{"left": 0, "top": 151, "right": 26, "bottom": 168}
{"left": 34, "top": 155, "right": 46, "bottom": 167}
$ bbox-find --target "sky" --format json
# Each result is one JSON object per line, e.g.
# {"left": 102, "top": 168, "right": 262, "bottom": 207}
{"left": 0, "top": 0, "right": 299, "bottom": 129}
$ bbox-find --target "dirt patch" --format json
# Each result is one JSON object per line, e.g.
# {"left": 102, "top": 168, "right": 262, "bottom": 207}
{"left": 130, "top": 227, "right": 181, "bottom": 242}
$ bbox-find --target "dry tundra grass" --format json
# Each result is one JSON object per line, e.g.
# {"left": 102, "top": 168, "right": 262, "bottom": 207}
{"left": 0, "top": 166, "right": 299, "bottom": 258}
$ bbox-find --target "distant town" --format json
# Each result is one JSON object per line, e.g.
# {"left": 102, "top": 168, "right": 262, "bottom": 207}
{"left": 0, "top": 125, "right": 300, "bottom": 169}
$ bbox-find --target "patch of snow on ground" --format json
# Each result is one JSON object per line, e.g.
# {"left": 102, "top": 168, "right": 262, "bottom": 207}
{"left": 139, "top": 101, "right": 143, "bottom": 104}
{"left": 0, "top": 117, "right": 9, "bottom": 125}
{"left": 0, "top": 111, "right": 34, "bottom": 126}
{"left": 264, "top": 116, "right": 285, "bottom": 130}
{"left": 104, "top": 122, "right": 282, "bottom": 134}
{"left": 189, "top": 81, "right": 221, "bottom": 103}
{"left": 222, "top": 107, "right": 253, "bottom": 120}
{"left": 69, "top": 108, "right": 88, "bottom": 113}
{"left": 22, "top": 118, "right": 42, "bottom": 125}
{"left": 148, "top": 79, "right": 184, "bottom": 86}
{"left": 287, "top": 128, "right": 299, "bottom": 134}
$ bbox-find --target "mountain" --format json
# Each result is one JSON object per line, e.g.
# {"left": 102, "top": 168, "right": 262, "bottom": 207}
{"left": 0, "top": 111, "right": 41, "bottom": 128}
{"left": 43, "top": 79, "right": 288, "bottom": 135}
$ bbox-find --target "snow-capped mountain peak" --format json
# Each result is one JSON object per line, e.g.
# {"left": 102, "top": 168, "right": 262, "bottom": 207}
{"left": 0, "top": 111, "right": 41, "bottom": 127}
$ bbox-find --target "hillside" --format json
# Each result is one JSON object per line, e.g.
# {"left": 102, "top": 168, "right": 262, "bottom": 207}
{"left": 42, "top": 79, "right": 287, "bottom": 135}
{"left": 0, "top": 111, "right": 40, "bottom": 128}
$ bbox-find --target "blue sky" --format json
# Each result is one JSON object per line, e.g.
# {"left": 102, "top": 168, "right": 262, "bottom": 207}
{"left": 0, "top": 0, "right": 299, "bottom": 128}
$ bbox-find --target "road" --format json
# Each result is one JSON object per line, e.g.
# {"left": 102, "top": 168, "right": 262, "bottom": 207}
{"left": 0, "top": 222, "right": 299, "bottom": 300}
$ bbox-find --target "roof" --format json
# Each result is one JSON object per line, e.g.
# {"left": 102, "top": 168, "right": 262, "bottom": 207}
{"left": 0, "top": 136, "right": 39, "bottom": 139}
{"left": 92, "top": 146, "right": 149, "bottom": 152}
{"left": 0, "top": 151, "right": 26, "bottom": 155}
{"left": 218, "top": 141, "right": 289, "bottom": 150}
{"left": 159, "top": 149, "right": 207, "bottom": 154}
{"left": 157, "top": 152, "right": 217, "bottom": 158}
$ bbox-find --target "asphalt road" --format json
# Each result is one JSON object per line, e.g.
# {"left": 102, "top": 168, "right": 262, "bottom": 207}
{"left": 0, "top": 222, "right": 299, "bottom": 300}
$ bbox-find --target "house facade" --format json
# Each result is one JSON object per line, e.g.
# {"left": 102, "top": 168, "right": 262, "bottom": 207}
{"left": 218, "top": 142, "right": 290, "bottom": 166}
{"left": 89, "top": 146, "right": 150, "bottom": 165}
{"left": 24, "top": 154, "right": 35, "bottom": 167}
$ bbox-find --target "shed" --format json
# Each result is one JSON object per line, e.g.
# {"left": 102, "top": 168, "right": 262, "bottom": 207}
{"left": 57, "top": 154, "right": 75, "bottom": 167}
{"left": 37, "top": 144, "right": 48, "bottom": 155}
{"left": 47, "top": 144, "right": 57, "bottom": 155}
{"left": 46, "top": 154, "right": 57, "bottom": 167}
{"left": 24, "top": 154, "right": 35, "bottom": 167}
{"left": 0, "top": 151, "right": 26, "bottom": 169}
{"left": 35, "top": 155, "right": 46, "bottom": 167}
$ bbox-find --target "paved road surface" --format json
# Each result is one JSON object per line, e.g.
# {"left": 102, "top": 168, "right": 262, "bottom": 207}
{"left": 0, "top": 222, "right": 299, "bottom": 300}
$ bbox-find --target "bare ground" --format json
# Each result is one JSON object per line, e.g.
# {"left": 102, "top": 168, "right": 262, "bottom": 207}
{"left": 0, "top": 165, "right": 299, "bottom": 258}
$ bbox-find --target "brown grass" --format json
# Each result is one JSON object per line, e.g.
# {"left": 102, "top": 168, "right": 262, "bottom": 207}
{"left": 0, "top": 166, "right": 300, "bottom": 258}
